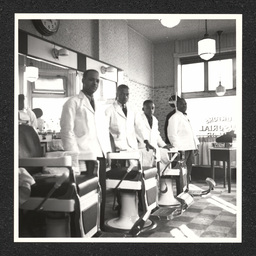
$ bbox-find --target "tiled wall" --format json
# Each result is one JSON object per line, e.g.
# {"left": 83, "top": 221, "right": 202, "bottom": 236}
{"left": 128, "top": 79, "right": 153, "bottom": 113}
{"left": 153, "top": 42, "right": 175, "bottom": 138}
{"left": 120, "top": 73, "right": 153, "bottom": 114}
{"left": 153, "top": 86, "right": 175, "bottom": 140}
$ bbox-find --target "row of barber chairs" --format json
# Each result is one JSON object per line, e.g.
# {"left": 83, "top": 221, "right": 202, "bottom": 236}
{"left": 19, "top": 124, "right": 186, "bottom": 238}
{"left": 19, "top": 124, "right": 102, "bottom": 237}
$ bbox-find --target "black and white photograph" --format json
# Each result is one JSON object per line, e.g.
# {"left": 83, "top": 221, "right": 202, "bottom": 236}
{"left": 14, "top": 14, "right": 242, "bottom": 243}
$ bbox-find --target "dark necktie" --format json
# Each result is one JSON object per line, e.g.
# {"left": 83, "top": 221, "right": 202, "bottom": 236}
{"left": 146, "top": 115, "right": 152, "bottom": 128}
{"left": 90, "top": 96, "right": 95, "bottom": 111}
{"left": 148, "top": 117, "right": 153, "bottom": 129}
{"left": 122, "top": 104, "right": 127, "bottom": 117}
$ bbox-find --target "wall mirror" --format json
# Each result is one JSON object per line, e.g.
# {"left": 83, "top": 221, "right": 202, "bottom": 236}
{"left": 19, "top": 53, "right": 118, "bottom": 134}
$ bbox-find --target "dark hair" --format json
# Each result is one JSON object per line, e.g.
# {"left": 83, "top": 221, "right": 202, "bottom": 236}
{"left": 143, "top": 99, "right": 153, "bottom": 107}
{"left": 18, "top": 94, "right": 25, "bottom": 101}
{"left": 168, "top": 95, "right": 182, "bottom": 107}
{"left": 32, "top": 108, "right": 43, "bottom": 118}
{"left": 83, "top": 69, "right": 99, "bottom": 79}
{"left": 117, "top": 84, "right": 129, "bottom": 91}
{"left": 168, "top": 95, "right": 181, "bottom": 102}
{"left": 18, "top": 94, "right": 25, "bottom": 110}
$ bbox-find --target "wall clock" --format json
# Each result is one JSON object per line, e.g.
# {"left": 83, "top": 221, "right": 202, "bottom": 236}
{"left": 32, "top": 20, "right": 60, "bottom": 36}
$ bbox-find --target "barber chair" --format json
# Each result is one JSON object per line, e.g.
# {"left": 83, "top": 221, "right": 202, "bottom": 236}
{"left": 157, "top": 149, "right": 188, "bottom": 207}
{"left": 153, "top": 149, "right": 216, "bottom": 220}
{"left": 18, "top": 124, "right": 101, "bottom": 237}
{"left": 105, "top": 150, "right": 158, "bottom": 231}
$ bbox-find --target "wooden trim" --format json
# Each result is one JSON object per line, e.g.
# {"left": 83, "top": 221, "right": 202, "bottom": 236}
{"left": 180, "top": 51, "right": 236, "bottom": 64}
{"left": 19, "top": 29, "right": 123, "bottom": 72}
{"left": 77, "top": 53, "right": 87, "bottom": 72}
{"left": 19, "top": 30, "right": 27, "bottom": 55}
{"left": 182, "top": 89, "right": 236, "bottom": 99}
{"left": 204, "top": 62, "right": 208, "bottom": 91}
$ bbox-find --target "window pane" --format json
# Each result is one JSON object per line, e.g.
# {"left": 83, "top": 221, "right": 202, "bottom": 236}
{"left": 208, "top": 59, "right": 233, "bottom": 90}
{"left": 34, "top": 77, "right": 65, "bottom": 90}
{"left": 181, "top": 63, "right": 204, "bottom": 92}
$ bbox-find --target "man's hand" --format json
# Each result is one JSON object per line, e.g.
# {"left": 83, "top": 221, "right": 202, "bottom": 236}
{"left": 163, "top": 144, "right": 173, "bottom": 150}
{"left": 144, "top": 140, "right": 156, "bottom": 152}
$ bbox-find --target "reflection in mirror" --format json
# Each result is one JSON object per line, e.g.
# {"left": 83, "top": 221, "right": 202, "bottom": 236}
{"left": 19, "top": 54, "right": 117, "bottom": 135}
{"left": 19, "top": 54, "right": 83, "bottom": 134}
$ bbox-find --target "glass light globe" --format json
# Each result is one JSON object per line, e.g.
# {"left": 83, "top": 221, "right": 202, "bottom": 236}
{"left": 25, "top": 66, "right": 39, "bottom": 82}
{"left": 216, "top": 82, "right": 226, "bottom": 96}
{"left": 198, "top": 38, "right": 216, "bottom": 61}
{"left": 160, "top": 18, "right": 180, "bottom": 28}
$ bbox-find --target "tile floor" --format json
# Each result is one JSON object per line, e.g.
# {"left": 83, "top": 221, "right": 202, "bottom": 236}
{"left": 99, "top": 179, "right": 238, "bottom": 239}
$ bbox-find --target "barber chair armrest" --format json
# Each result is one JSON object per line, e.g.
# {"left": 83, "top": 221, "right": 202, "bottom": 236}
{"left": 19, "top": 156, "right": 76, "bottom": 184}
{"left": 143, "top": 166, "right": 158, "bottom": 179}
{"left": 107, "top": 151, "right": 141, "bottom": 160}
{"left": 19, "top": 156, "right": 72, "bottom": 167}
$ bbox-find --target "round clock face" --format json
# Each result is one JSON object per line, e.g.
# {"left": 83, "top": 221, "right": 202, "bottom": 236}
{"left": 32, "top": 19, "right": 60, "bottom": 36}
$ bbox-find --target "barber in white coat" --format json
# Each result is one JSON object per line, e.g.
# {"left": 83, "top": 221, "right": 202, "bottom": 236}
{"left": 105, "top": 84, "right": 138, "bottom": 152}
{"left": 60, "top": 69, "right": 111, "bottom": 231}
{"left": 135, "top": 100, "right": 173, "bottom": 167}
{"left": 167, "top": 97, "right": 199, "bottom": 184}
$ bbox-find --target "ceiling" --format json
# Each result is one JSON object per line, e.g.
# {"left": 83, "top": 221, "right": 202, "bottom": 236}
{"left": 126, "top": 19, "right": 236, "bottom": 43}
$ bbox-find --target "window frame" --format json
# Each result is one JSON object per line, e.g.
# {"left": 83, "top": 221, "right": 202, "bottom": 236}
{"left": 180, "top": 51, "right": 236, "bottom": 99}
{"left": 31, "top": 75, "right": 68, "bottom": 101}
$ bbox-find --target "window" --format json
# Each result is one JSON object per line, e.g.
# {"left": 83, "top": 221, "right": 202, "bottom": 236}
{"left": 180, "top": 52, "right": 236, "bottom": 98}
{"left": 33, "top": 76, "right": 67, "bottom": 95}
{"left": 179, "top": 52, "right": 237, "bottom": 137}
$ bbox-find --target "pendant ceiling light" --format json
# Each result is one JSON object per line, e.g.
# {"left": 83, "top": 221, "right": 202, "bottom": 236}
{"left": 25, "top": 61, "right": 39, "bottom": 83}
{"left": 215, "top": 30, "right": 226, "bottom": 96}
{"left": 198, "top": 20, "right": 216, "bottom": 61}
{"left": 160, "top": 18, "right": 180, "bottom": 28}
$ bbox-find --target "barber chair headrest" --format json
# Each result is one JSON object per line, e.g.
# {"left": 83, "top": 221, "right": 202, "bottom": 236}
{"left": 19, "top": 125, "right": 43, "bottom": 174}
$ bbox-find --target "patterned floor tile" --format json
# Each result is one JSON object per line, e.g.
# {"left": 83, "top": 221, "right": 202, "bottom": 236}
{"left": 200, "top": 231, "right": 228, "bottom": 238}
{"left": 187, "top": 222, "right": 209, "bottom": 231}
{"left": 189, "top": 229, "right": 204, "bottom": 237}
{"left": 211, "top": 220, "right": 234, "bottom": 227}
{"left": 180, "top": 211, "right": 199, "bottom": 218}
{"left": 205, "top": 224, "right": 231, "bottom": 233}
{"left": 188, "top": 202, "right": 209, "bottom": 209}
{"left": 215, "top": 215, "right": 236, "bottom": 222}
{"left": 166, "top": 220, "right": 189, "bottom": 228}
{"left": 226, "top": 232, "right": 236, "bottom": 238}
{"left": 190, "top": 216, "right": 215, "bottom": 226}
{"left": 227, "top": 227, "right": 236, "bottom": 237}
{"left": 185, "top": 208, "right": 202, "bottom": 213}
{"left": 172, "top": 215, "right": 194, "bottom": 223}
{"left": 203, "top": 205, "right": 224, "bottom": 211}
{"left": 199, "top": 209, "right": 223, "bottom": 215}
{"left": 219, "top": 211, "right": 236, "bottom": 216}
{"left": 100, "top": 180, "right": 237, "bottom": 238}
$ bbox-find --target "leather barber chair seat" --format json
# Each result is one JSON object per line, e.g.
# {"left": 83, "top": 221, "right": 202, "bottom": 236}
{"left": 18, "top": 124, "right": 101, "bottom": 238}
{"left": 105, "top": 150, "right": 158, "bottom": 231}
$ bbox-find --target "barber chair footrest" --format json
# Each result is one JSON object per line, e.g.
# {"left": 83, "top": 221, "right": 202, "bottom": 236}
{"left": 105, "top": 217, "right": 156, "bottom": 232}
